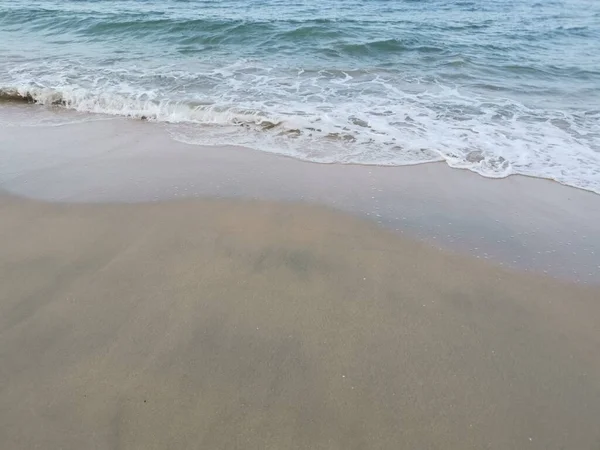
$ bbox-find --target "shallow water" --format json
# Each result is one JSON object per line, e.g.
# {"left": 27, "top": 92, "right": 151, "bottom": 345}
{"left": 1, "top": 0, "right": 599, "bottom": 192}
{"left": 2, "top": 111, "right": 599, "bottom": 283}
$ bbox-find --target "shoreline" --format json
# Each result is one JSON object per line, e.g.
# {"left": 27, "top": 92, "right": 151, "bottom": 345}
{"left": 2, "top": 2, "right": 599, "bottom": 446}
{"left": 1, "top": 102, "right": 599, "bottom": 195}
{"left": 1, "top": 108, "right": 600, "bottom": 448}
{"left": 1, "top": 107, "right": 599, "bottom": 283}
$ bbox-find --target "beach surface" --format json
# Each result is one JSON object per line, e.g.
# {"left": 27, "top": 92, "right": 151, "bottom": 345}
{"left": 1, "top": 192, "right": 600, "bottom": 450}
{"left": 2, "top": 108, "right": 600, "bottom": 282}
{"left": 1, "top": 0, "right": 599, "bottom": 445}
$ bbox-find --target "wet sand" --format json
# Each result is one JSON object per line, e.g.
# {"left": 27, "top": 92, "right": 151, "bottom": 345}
{"left": 1, "top": 193, "right": 599, "bottom": 449}
{"left": 2, "top": 108, "right": 599, "bottom": 283}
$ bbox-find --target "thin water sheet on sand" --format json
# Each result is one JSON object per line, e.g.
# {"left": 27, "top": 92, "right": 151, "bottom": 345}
{"left": 2, "top": 110, "right": 599, "bottom": 283}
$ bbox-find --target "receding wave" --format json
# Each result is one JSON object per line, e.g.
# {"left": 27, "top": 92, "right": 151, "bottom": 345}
{"left": 2, "top": 82, "right": 599, "bottom": 194}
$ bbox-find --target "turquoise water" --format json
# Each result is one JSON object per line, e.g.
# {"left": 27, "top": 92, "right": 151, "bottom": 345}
{"left": 1, "top": 0, "right": 599, "bottom": 192}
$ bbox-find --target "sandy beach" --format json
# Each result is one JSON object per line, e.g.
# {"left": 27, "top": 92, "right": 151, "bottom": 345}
{"left": 2, "top": 0, "right": 599, "bottom": 445}
{"left": 1, "top": 191, "right": 599, "bottom": 449}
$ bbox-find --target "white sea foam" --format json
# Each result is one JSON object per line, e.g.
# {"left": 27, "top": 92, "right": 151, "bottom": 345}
{"left": 1, "top": 60, "right": 599, "bottom": 194}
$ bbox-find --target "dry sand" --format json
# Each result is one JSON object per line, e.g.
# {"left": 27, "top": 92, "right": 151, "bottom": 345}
{"left": 1, "top": 193, "right": 599, "bottom": 449}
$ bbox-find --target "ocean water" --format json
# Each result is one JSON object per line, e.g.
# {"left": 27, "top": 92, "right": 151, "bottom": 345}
{"left": 1, "top": 0, "right": 599, "bottom": 193}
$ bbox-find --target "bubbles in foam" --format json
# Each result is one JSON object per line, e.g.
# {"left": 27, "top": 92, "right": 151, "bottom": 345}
{"left": 1, "top": 58, "right": 599, "bottom": 194}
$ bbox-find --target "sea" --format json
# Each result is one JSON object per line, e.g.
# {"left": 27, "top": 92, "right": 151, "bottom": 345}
{"left": 1, "top": 0, "right": 599, "bottom": 193}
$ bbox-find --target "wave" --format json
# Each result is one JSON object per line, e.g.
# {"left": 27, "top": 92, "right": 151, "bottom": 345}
{"left": 0, "top": 86, "right": 274, "bottom": 126}
{"left": 336, "top": 39, "right": 441, "bottom": 57}
{"left": 0, "top": 85, "right": 370, "bottom": 148}
{"left": 1, "top": 0, "right": 599, "bottom": 197}
{"left": 0, "top": 89, "right": 37, "bottom": 103}
{"left": 2, "top": 82, "right": 599, "bottom": 195}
